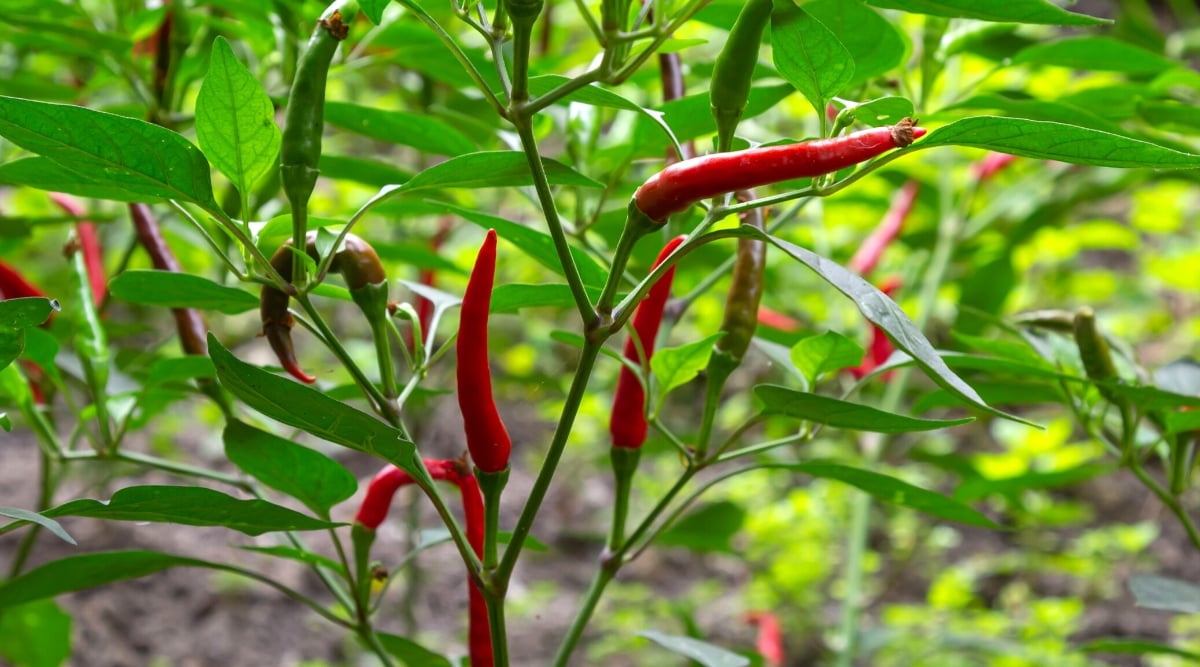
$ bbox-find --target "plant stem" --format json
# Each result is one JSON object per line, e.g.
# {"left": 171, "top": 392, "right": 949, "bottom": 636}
{"left": 8, "top": 449, "right": 59, "bottom": 577}
{"left": 510, "top": 119, "right": 597, "bottom": 326}
{"left": 550, "top": 566, "right": 617, "bottom": 667}
{"left": 496, "top": 342, "right": 602, "bottom": 582}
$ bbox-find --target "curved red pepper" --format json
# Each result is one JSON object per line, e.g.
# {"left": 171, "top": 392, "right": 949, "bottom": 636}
{"left": 633, "top": 119, "right": 926, "bottom": 222}
{"left": 456, "top": 229, "right": 511, "bottom": 473}
{"left": 847, "top": 181, "right": 919, "bottom": 276}
{"left": 610, "top": 235, "right": 687, "bottom": 449}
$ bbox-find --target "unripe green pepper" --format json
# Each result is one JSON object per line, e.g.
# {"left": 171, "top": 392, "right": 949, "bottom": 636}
{"left": 709, "top": 0, "right": 772, "bottom": 153}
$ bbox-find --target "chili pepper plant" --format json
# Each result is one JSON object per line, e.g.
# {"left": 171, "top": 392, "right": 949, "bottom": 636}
{"left": 3, "top": 1, "right": 1200, "bottom": 665}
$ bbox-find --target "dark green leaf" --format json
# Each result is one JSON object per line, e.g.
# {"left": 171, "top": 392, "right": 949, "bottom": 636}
{"left": 0, "top": 600, "right": 71, "bottom": 667}
{"left": 640, "top": 630, "right": 750, "bottom": 667}
{"left": 240, "top": 545, "right": 347, "bottom": 577}
{"left": 377, "top": 632, "right": 454, "bottom": 667}
{"left": 0, "top": 507, "right": 76, "bottom": 545}
{"left": 320, "top": 154, "right": 412, "bottom": 188}
{"left": 786, "top": 461, "right": 1002, "bottom": 528}
{"left": 223, "top": 421, "right": 357, "bottom": 517}
{"left": 0, "top": 550, "right": 202, "bottom": 609}
{"left": 109, "top": 270, "right": 258, "bottom": 314}
{"left": 0, "top": 157, "right": 165, "bottom": 203}
{"left": 196, "top": 37, "right": 281, "bottom": 195}
{"left": 918, "top": 117, "right": 1200, "bottom": 169}
{"left": 1079, "top": 638, "right": 1200, "bottom": 661}
{"left": 0, "top": 297, "right": 54, "bottom": 330}
{"left": 207, "top": 334, "right": 417, "bottom": 472}
{"left": 756, "top": 385, "right": 972, "bottom": 433}
{"left": 790, "top": 330, "right": 865, "bottom": 384}
{"left": 845, "top": 97, "right": 916, "bottom": 127}
{"left": 42, "top": 485, "right": 336, "bottom": 535}
{"left": 0, "top": 329, "right": 20, "bottom": 373}
{"left": 1130, "top": 574, "right": 1200, "bottom": 613}
{"left": 772, "top": 4, "right": 854, "bottom": 115}
{"left": 491, "top": 284, "right": 581, "bottom": 313}
{"left": 0, "top": 96, "right": 216, "bottom": 207}
{"left": 657, "top": 501, "right": 746, "bottom": 554}
{"left": 147, "top": 356, "right": 217, "bottom": 386}
{"left": 325, "top": 102, "right": 475, "bottom": 156}
{"left": 1014, "top": 37, "right": 1173, "bottom": 74}
{"left": 752, "top": 230, "right": 1010, "bottom": 421}
{"left": 913, "top": 381, "right": 1063, "bottom": 414}
{"left": 865, "top": 0, "right": 1105, "bottom": 26}
{"left": 433, "top": 202, "right": 608, "bottom": 287}
{"left": 805, "top": 0, "right": 904, "bottom": 88}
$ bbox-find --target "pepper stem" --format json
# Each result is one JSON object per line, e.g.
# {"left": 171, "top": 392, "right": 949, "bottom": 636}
{"left": 477, "top": 466, "right": 509, "bottom": 571}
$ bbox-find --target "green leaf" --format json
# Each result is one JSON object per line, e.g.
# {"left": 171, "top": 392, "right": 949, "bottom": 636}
{"left": 864, "top": 0, "right": 1106, "bottom": 26}
{"left": 790, "top": 330, "right": 865, "bottom": 384}
{"left": 640, "top": 630, "right": 750, "bottom": 667}
{"left": 918, "top": 117, "right": 1200, "bottom": 168}
{"left": 631, "top": 84, "right": 794, "bottom": 158}
{"left": 1013, "top": 36, "right": 1173, "bottom": 74}
{"left": 433, "top": 202, "right": 609, "bottom": 288}
{"left": 756, "top": 385, "right": 972, "bottom": 433}
{"left": 196, "top": 37, "right": 282, "bottom": 196}
{"left": 360, "top": 0, "right": 392, "bottom": 24}
{"left": 325, "top": 102, "right": 476, "bottom": 156}
{"left": 0, "top": 329, "right": 20, "bottom": 373}
{"left": 223, "top": 421, "right": 357, "bottom": 518}
{"left": 147, "top": 356, "right": 217, "bottom": 386}
{"left": 772, "top": 4, "right": 855, "bottom": 115}
{"left": 491, "top": 283, "right": 588, "bottom": 313}
{"left": 373, "top": 151, "right": 600, "bottom": 198}
{"left": 913, "top": 381, "right": 1063, "bottom": 414}
{"left": 109, "top": 270, "right": 258, "bottom": 314}
{"left": 0, "top": 550, "right": 202, "bottom": 609}
{"left": 844, "top": 96, "right": 916, "bottom": 127}
{"left": 952, "top": 463, "right": 1114, "bottom": 502}
{"left": 786, "top": 461, "right": 1002, "bottom": 528}
{"left": 805, "top": 0, "right": 905, "bottom": 88}
{"left": 0, "top": 157, "right": 165, "bottom": 203}
{"left": 1130, "top": 574, "right": 1200, "bottom": 613}
{"left": 207, "top": 334, "right": 418, "bottom": 472}
{"left": 1079, "top": 638, "right": 1200, "bottom": 661}
{"left": 377, "top": 632, "right": 454, "bottom": 667}
{"left": 0, "top": 600, "right": 71, "bottom": 667}
{"left": 752, "top": 229, "right": 1010, "bottom": 421}
{"left": 0, "top": 413, "right": 10, "bottom": 432}
{"left": 320, "top": 154, "right": 412, "bottom": 188}
{"left": 0, "top": 96, "right": 216, "bottom": 207}
{"left": 651, "top": 333, "right": 724, "bottom": 404}
{"left": 657, "top": 501, "right": 746, "bottom": 554}
{"left": 240, "top": 545, "right": 347, "bottom": 576}
{"left": 0, "top": 297, "right": 53, "bottom": 371}
{"left": 0, "top": 507, "right": 76, "bottom": 545}
{"left": 41, "top": 485, "right": 336, "bottom": 535}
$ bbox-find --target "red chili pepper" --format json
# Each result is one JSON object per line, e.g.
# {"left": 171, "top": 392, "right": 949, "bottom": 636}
{"left": 756, "top": 305, "right": 801, "bottom": 333}
{"left": 48, "top": 194, "right": 105, "bottom": 308}
{"left": 456, "top": 229, "right": 512, "bottom": 473}
{"left": 849, "top": 276, "right": 901, "bottom": 380}
{"left": 0, "top": 261, "right": 45, "bottom": 301}
{"left": 847, "top": 181, "right": 918, "bottom": 276}
{"left": 610, "top": 235, "right": 686, "bottom": 449}
{"left": 972, "top": 152, "right": 1017, "bottom": 181}
{"left": 744, "top": 611, "right": 784, "bottom": 666}
{"left": 352, "top": 458, "right": 492, "bottom": 667}
{"left": 129, "top": 203, "right": 210, "bottom": 357}
{"left": 633, "top": 119, "right": 926, "bottom": 222}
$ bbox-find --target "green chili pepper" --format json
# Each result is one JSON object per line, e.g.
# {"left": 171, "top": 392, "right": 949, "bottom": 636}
{"left": 1073, "top": 307, "right": 1121, "bottom": 403}
{"left": 67, "top": 234, "right": 113, "bottom": 450}
{"left": 281, "top": 3, "right": 355, "bottom": 282}
{"left": 709, "top": 0, "right": 772, "bottom": 153}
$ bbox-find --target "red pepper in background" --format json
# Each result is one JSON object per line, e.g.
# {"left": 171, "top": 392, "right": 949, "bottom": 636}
{"left": 847, "top": 181, "right": 919, "bottom": 276}
{"left": 744, "top": 611, "right": 785, "bottom": 666}
{"left": 49, "top": 194, "right": 104, "bottom": 308}
{"left": 408, "top": 219, "right": 454, "bottom": 353}
{"left": 0, "top": 261, "right": 51, "bottom": 404}
{"left": 633, "top": 119, "right": 926, "bottom": 223}
{"left": 610, "top": 236, "right": 687, "bottom": 449}
{"left": 756, "top": 305, "right": 801, "bottom": 333}
{"left": 352, "top": 458, "right": 492, "bottom": 667}
{"left": 129, "top": 203, "right": 211, "bottom": 358}
{"left": 972, "top": 152, "right": 1017, "bottom": 181}
{"left": 456, "top": 229, "right": 512, "bottom": 474}
{"left": 849, "top": 276, "right": 901, "bottom": 380}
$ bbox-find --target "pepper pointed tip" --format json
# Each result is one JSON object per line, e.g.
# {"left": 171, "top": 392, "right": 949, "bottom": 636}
{"left": 912, "top": 126, "right": 927, "bottom": 140}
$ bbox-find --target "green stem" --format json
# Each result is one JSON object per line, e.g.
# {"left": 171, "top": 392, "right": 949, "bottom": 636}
{"left": 510, "top": 119, "right": 597, "bottom": 326}
{"left": 369, "top": 317, "right": 399, "bottom": 400}
{"left": 487, "top": 585, "right": 511, "bottom": 667}
{"left": 60, "top": 449, "right": 251, "bottom": 489}
{"left": 496, "top": 342, "right": 602, "bottom": 583}
{"left": 549, "top": 566, "right": 617, "bottom": 667}
{"left": 833, "top": 179, "right": 962, "bottom": 667}
{"left": 594, "top": 213, "right": 654, "bottom": 321}
{"left": 509, "top": 13, "right": 534, "bottom": 105}
{"left": 359, "top": 626, "right": 399, "bottom": 667}
{"left": 8, "top": 449, "right": 59, "bottom": 577}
